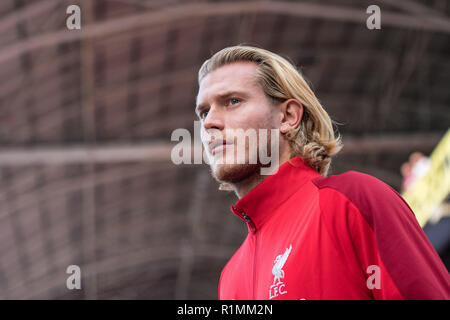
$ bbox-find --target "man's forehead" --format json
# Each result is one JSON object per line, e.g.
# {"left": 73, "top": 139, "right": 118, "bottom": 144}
{"left": 197, "top": 62, "right": 259, "bottom": 103}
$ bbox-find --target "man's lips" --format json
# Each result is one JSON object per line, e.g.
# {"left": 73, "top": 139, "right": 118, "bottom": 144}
{"left": 208, "top": 139, "right": 232, "bottom": 155}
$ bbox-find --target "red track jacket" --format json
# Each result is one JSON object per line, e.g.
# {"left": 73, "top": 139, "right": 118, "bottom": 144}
{"left": 219, "top": 156, "right": 450, "bottom": 300}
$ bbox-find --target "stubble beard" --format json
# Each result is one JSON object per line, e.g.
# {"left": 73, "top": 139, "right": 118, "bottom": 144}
{"left": 211, "top": 161, "right": 261, "bottom": 185}
{"left": 209, "top": 128, "right": 275, "bottom": 185}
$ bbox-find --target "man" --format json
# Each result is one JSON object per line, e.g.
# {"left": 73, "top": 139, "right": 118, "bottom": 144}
{"left": 195, "top": 45, "right": 450, "bottom": 299}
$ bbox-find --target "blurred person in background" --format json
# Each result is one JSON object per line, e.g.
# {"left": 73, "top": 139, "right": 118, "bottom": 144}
{"left": 401, "top": 152, "right": 450, "bottom": 272}
{"left": 195, "top": 45, "right": 450, "bottom": 300}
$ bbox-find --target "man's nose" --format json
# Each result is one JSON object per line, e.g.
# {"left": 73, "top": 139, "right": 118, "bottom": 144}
{"left": 203, "top": 106, "right": 224, "bottom": 131}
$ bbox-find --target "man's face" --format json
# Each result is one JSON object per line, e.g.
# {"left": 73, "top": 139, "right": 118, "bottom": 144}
{"left": 196, "top": 62, "right": 280, "bottom": 184}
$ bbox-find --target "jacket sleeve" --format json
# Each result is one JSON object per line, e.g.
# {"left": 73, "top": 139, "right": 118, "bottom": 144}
{"left": 315, "top": 171, "right": 450, "bottom": 300}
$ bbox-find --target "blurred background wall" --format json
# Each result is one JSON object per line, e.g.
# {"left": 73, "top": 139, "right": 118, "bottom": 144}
{"left": 0, "top": 0, "right": 449, "bottom": 299}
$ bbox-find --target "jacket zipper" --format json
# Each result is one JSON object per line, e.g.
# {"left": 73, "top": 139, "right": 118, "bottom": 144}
{"left": 242, "top": 212, "right": 256, "bottom": 233}
{"left": 242, "top": 212, "right": 257, "bottom": 299}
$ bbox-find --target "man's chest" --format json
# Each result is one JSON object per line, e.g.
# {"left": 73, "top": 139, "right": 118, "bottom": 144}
{"left": 219, "top": 209, "right": 370, "bottom": 300}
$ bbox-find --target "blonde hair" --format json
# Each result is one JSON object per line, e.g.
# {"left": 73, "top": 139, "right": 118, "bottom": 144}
{"left": 198, "top": 45, "right": 343, "bottom": 188}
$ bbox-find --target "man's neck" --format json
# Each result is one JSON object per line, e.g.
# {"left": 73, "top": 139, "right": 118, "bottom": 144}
{"left": 232, "top": 151, "right": 292, "bottom": 199}
{"left": 233, "top": 172, "right": 268, "bottom": 199}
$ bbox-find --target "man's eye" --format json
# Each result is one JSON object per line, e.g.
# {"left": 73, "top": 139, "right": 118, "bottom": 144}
{"left": 200, "top": 110, "right": 208, "bottom": 119}
{"left": 229, "top": 98, "right": 240, "bottom": 105}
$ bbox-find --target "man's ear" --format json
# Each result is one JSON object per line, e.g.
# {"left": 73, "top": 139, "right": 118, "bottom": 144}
{"left": 279, "top": 99, "right": 303, "bottom": 134}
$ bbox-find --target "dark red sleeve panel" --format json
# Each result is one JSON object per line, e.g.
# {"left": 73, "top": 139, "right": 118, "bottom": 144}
{"left": 313, "top": 171, "right": 450, "bottom": 300}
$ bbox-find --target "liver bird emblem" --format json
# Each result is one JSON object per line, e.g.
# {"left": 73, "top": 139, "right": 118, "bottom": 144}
{"left": 272, "top": 245, "right": 292, "bottom": 286}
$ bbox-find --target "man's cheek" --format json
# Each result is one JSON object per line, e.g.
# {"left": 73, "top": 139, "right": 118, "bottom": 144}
{"left": 200, "top": 127, "right": 207, "bottom": 145}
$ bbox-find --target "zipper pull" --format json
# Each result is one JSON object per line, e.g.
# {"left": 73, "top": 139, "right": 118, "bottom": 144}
{"left": 242, "top": 212, "right": 257, "bottom": 233}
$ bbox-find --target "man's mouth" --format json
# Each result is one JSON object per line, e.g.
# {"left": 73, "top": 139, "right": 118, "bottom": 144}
{"left": 208, "top": 139, "right": 232, "bottom": 155}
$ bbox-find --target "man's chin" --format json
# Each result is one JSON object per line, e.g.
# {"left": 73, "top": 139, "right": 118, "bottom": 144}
{"left": 211, "top": 162, "right": 261, "bottom": 185}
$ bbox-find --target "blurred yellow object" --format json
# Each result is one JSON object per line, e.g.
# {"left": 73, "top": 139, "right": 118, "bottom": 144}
{"left": 403, "top": 128, "right": 450, "bottom": 227}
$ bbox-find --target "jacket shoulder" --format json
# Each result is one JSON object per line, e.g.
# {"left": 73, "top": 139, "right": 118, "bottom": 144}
{"left": 312, "top": 170, "right": 394, "bottom": 196}
{"left": 311, "top": 170, "right": 408, "bottom": 225}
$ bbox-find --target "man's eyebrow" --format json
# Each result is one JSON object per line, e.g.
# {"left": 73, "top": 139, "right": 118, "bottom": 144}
{"left": 195, "top": 103, "right": 207, "bottom": 116}
{"left": 217, "top": 90, "right": 248, "bottom": 99}
{"left": 195, "top": 90, "right": 248, "bottom": 115}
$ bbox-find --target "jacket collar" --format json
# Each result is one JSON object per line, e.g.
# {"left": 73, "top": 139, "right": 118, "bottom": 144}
{"left": 230, "top": 156, "right": 320, "bottom": 233}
